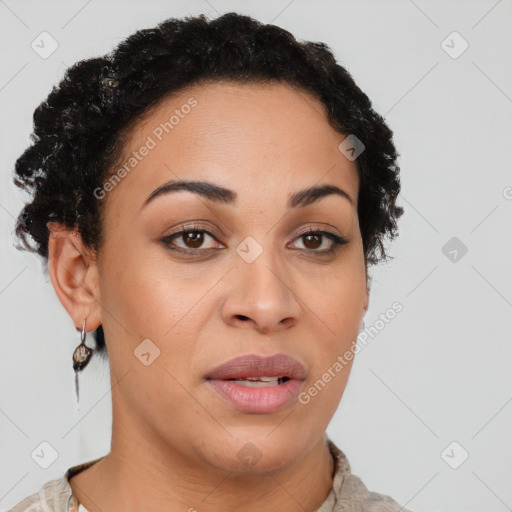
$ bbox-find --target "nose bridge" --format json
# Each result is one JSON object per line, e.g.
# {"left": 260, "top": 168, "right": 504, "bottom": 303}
{"left": 222, "top": 232, "right": 302, "bottom": 330}
{"left": 236, "top": 232, "right": 290, "bottom": 297}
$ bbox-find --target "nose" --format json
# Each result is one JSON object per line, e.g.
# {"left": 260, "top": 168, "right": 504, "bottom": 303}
{"left": 220, "top": 243, "right": 302, "bottom": 334}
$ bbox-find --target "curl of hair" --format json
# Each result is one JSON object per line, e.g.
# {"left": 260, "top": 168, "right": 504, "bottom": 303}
{"left": 13, "top": 12, "right": 404, "bottom": 354}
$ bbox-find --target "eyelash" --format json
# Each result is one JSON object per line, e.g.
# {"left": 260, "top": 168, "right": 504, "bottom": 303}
{"left": 160, "top": 224, "right": 348, "bottom": 257}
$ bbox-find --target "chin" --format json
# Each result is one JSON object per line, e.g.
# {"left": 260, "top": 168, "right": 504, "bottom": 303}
{"left": 200, "top": 430, "right": 313, "bottom": 475}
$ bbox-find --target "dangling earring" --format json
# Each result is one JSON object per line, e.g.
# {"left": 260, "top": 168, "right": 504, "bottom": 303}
{"left": 73, "top": 319, "right": 93, "bottom": 404}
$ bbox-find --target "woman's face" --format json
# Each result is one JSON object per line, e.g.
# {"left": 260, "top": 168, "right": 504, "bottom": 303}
{"left": 94, "top": 81, "right": 368, "bottom": 473}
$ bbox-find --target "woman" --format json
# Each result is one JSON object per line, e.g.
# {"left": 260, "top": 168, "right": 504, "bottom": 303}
{"left": 10, "top": 11, "right": 409, "bottom": 512}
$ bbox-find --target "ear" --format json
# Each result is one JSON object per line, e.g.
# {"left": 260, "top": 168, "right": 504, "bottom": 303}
{"left": 47, "top": 222, "right": 102, "bottom": 333}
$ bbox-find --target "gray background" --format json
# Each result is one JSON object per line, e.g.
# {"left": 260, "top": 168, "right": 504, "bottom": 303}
{"left": 1, "top": 0, "right": 511, "bottom": 510}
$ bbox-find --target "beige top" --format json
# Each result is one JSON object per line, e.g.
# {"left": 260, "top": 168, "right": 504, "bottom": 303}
{"left": 10, "top": 438, "right": 413, "bottom": 511}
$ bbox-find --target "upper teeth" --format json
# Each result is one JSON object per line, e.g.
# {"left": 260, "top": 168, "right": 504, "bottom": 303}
{"left": 245, "top": 376, "right": 281, "bottom": 381}
{"left": 232, "top": 376, "right": 286, "bottom": 387}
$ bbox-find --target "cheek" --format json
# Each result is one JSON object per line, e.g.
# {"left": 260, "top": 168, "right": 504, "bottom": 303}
{"left": 96, "top": 252, "right": 209, "bottom": 415}
{"left": 301, "top": 269, "right": 365, "bottom": 399}
{"left": 310, "top": 269, "right": 366, "bottom": 333}
{"left": 99, "top": 239, "right": 187, "bottom": 329}
{"left": 99, "top": 248, "right": 217, "bottom": 369}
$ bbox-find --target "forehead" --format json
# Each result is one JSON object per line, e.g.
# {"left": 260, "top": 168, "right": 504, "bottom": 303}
{"left": 103, "top": 81, "right": 359, "bottom": 216}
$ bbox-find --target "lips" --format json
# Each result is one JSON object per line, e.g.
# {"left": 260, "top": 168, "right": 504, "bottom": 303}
{"left": 205, "top": 353, "right": 307, "bottom": 413}
{"left": 205, "top": 353, "right": 307, "bottom": 381}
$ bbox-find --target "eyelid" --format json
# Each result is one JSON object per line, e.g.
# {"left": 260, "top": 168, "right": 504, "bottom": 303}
{"left": 163, "top": 221, "right": 219, "bottom": 237}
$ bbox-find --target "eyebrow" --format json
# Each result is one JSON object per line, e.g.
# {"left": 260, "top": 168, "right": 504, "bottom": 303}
{"left": 139, "top": 179, "right": 353, "bottom": 212}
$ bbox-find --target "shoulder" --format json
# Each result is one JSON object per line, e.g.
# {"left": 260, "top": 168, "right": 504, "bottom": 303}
{"left": 326, "top": 438, "right": 414, "bottom": 512}
{"left": 9, "top": 476, "right": 73, "bottom": 512}
{"left": 9, "top": 456, "right": 105, "bottom": 512}
{"left": 337, "top": 473, "right": 414, "bottom": 512}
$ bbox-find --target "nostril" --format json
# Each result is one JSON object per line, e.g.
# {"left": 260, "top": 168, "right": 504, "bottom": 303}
{"left": 236, "top": 315, "right": 250, "bottom": 321}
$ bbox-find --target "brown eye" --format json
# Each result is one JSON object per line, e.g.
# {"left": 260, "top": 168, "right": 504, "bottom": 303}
{"left": 291, "top": 229, "right": 348, "bottom": 255}
{"left": 182, "top": 231, "right": 204, "bottom": 249}
{"left": 161, "top": 226, "right": 222, "bottom": 255}
{"left": 302, "top": 233, "right": 322, "bottom": 250}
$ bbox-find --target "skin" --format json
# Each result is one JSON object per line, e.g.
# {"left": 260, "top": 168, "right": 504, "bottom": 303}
{"left": 48, "top": 81, "right": 369, "bottom": 512}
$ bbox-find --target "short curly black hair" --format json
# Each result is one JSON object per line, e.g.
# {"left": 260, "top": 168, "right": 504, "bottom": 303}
{"left": 13, "top": 12, "right": 404, "bottom": 356}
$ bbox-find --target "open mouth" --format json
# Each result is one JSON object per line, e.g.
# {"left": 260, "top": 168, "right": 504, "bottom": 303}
{"left": 205, "top": 353, "right": 306, "bottom": 413}
{"left": 227, "top": 376, "right": 291, "bottom": 387}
